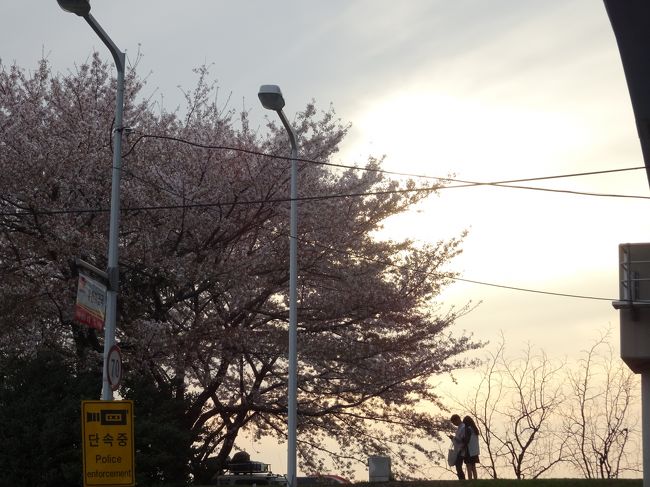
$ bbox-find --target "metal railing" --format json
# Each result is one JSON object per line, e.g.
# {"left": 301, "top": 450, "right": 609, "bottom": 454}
{"left": 619, "top": 244, "right": 650, "bottom": 305}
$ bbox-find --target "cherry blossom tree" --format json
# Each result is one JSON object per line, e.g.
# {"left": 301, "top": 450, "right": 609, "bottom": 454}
{"left": 0, "top": 54, "right": 478, "bottom": 481}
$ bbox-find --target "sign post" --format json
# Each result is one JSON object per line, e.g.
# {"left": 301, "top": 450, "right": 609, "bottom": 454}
{"left": 82, "top": 400, "right": 135, "bottom": 487}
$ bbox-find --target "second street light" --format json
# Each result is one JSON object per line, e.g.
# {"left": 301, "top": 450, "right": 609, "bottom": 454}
{"left": 258, "top": 84, "right": 299, "bottom": 487}
{"left": 57, "top": 0, "right": 125, "bottom": 401}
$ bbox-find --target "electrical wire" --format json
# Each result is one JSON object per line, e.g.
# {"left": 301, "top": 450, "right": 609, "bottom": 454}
{"left": 0, "top": 187, "right": 426, "bottom": 217}
{"left": 116, "top": 228, "right": 613, "bottom": 322}
{"left": 119, "top": 133, "right": 650, "bottom": 201}
{"left": 3, "top": 176, "right": 649, "bottom": 218}
{"left": 123, "top": 132, "right": 647, "bottom": 188}
{"left": 448, "top": 276, "right": 613, "bottom": 301}
{"left": 0, "top": 134, "right": 636, "bottom": 300}
{"left": 446, "top": 182, "right": 650, "bottom": 199}
{"left": 3, "top": 165, "right": 649, "bottom": 218}
{"left": 290, "top": 233, "right": 615, "bottom": 302}
{"left": 92, "top": 169, "right": 616, "bottom": 304}
{"left": 120, "top": 154, "right": 650, "bottom": 205}
{"left": 1, "top": 133, "right": 633, "bottom": 219}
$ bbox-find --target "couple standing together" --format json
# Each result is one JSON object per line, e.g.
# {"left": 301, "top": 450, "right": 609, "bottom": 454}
{"left": 449, "top": 414, "right": 480, "bottom": 480}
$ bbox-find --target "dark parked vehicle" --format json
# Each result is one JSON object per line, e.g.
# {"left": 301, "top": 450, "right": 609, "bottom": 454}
{"left": 214, "top": 452, "right": 288, "bottom": 487}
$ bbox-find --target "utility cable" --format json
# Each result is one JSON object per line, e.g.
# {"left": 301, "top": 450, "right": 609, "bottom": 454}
{"left": 124, "top": 132, "right": 644, "bottom": 181}
{"left": 290, "top": 233, "right": 615, "bottom": 302}
{"left": 117, "top": 224, "right": 616, "bottom": 304}
{"left": 122, "top": 133, "right": 647, "bottom": 192}
{"left": 450, "top": 276, "right": 613, "bottom": 301}
{"left": 444, "top": 182, "right": 650, "bottom": 199}
{"left": 2, "top": 178, "right": 649, "bottom": 218}
{"left": 52, "top": 167, "right": 615, "bottom": 303}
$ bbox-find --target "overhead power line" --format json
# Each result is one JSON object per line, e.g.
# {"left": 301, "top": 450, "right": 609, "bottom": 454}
{"left": 290, "top": 233, "right": 615, "bottom": 302}
{"left": 123, "top": 132, "right": 646, "bottom": 183}
{"left": 445, "top": 181, "right": 650, "bottom": 199}
{"left": 121, "top": 172, "right": 607, "bottom": 301}
{"left": 114, "top": 219, "right": 615, "bottom": 303}
{"left": 0, "top": 135, "right": 641, "bottom": 299}
{"left": 119, "top": 166, "right": 622, "bottom": 302}
{"left": 0, "top": 192, "right": 616, "bottom": 301}
{"left": 450, "top": 276, "right": 613, "bottom": 301}
{"left": 120, "top": 133, "right": 650, "bottom": 199}
{"left": 0, "top": 187, "right": 433, "bottom": 217}
{"left": 2, "top": 174, "right": 649, "bottom": 218}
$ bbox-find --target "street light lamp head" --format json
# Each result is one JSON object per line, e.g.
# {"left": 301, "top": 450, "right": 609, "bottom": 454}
{"left": 57, "top": 0, "right": 90, "bottom": 16}
{"left": 258, "top": 85, "right": 286, "bottom": 112}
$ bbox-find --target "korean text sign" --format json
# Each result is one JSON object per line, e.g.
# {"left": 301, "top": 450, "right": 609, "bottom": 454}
{"left": 82, "top": 401, "right": 134, "bottom": 487}
{"left": 74, "top": 271, "right": 107, "bottom": 330}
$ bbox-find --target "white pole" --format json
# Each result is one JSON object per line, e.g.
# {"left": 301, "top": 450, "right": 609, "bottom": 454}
{"left": 83, "top": 14, "right": 125, "bottom": 401}
{"left": 288, "top": 143, "right": 298, "bottom": 487}
{"left": 256, "top": 86, "right": 299, "bottom": 486}
{"left": 278, "top": 109, "right": 299, "bottom": 487}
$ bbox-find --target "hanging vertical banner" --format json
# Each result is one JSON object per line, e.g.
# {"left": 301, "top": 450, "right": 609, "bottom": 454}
{"left": 74, "top": 270, "right": 107, "bottom": 330}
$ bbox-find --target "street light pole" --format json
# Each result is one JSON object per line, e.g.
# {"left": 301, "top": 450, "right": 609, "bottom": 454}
{"left": 57, "top": 0, "right": 124, "bottom": 401}
{"left": 258, "top": 85, "right": 298, "bottom": 487}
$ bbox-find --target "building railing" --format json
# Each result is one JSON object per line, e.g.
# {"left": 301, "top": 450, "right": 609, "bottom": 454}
{"left": 614, "top": 244, "right": 650, "bottom": 309}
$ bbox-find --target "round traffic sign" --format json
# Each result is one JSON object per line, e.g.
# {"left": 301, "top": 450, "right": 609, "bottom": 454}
{"left": 106, "top": 345, "right": 123, "bottom": 391}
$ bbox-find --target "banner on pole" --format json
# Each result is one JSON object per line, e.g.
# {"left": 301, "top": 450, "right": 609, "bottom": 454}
{"left": 74, "top": 270, "right": 107, "bottom": 330}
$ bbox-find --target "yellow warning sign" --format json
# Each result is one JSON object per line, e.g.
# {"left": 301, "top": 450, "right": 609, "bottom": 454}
{"left": 81, "top": 400, "right": 135, "bottom": 487}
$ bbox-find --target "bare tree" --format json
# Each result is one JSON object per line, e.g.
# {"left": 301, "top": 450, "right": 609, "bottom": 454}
{"left": 499, "top": 344, "right": 567, "bottom": 479}
{"left": 462, "top": 336, "right": 567, "bottom": 479}
{"left": 562, "top": 330, "right": 641, "bottom": 478}
{"left": 463, "top": 339, "right": 506, "bottom": 479}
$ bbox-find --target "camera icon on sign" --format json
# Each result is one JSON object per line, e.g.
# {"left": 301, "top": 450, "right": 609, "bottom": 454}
{"left": 86, "top": 410, "right": 127, "bottom": 426}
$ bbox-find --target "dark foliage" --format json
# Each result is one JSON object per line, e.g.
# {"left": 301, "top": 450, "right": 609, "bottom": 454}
{"left": 121, "top": 370, "right": 194, "bottom": 486}
{"left": 0, "top": 350, "right": 99, "bottom": 487}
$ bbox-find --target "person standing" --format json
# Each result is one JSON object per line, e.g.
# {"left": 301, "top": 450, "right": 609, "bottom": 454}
{"left": 448, "top": 414, "right": 466, "bottom": 480}
{"left": 462, "top": 415, "right": 481, "bottom": 480}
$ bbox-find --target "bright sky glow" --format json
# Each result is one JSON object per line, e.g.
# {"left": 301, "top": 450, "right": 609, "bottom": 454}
{"left": 348, "top": 91, "right": 591, "bottom": 172}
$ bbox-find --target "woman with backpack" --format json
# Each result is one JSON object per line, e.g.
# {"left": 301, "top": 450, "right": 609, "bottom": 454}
{"left": 462, "top": 416, "right": 481, "bottom": 480}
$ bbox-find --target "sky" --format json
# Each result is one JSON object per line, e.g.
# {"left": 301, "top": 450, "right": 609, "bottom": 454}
{"left": 3, "top": 0, "right": 650, "bottom": 479}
